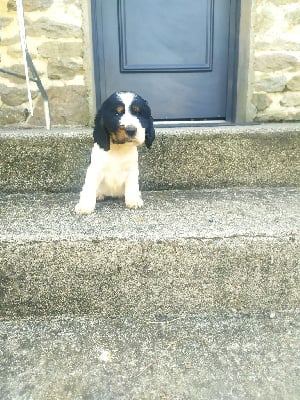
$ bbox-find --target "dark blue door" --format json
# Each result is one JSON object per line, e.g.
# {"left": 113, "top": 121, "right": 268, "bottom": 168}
{"left": 92, "top": 0, "right": 235, "bottom": 120}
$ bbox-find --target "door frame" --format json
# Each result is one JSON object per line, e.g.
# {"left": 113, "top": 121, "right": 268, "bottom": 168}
{"left": 91, "top": 0, "right": 241, "bottom": 123}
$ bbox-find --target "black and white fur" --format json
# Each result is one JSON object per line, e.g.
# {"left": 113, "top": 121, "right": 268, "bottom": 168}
{"left": 75, "top": 91, "right": 155, "bottom": 214}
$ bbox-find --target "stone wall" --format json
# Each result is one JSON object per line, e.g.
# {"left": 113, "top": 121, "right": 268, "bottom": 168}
{"left": 1, "top": 0, "right": 300, "bottom": 126}
{"left": 251, "top": 0, "right": 300, "bottom": 121}
{"left": 0, "top": 0, "right": 90, "bottom": 126}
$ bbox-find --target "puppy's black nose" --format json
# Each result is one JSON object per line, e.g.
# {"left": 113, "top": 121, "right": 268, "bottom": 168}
{"left": 125, "top": 126, "right": 137, "bottom": 136}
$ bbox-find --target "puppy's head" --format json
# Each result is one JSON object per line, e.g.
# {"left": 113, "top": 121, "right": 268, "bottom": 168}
{"left": 93, "top": 91, "right": 155, "bottom": 151}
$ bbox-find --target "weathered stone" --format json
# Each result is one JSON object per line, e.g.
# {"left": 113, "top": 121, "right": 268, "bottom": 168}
{"left": 27, "top": 85, "right": 89, "bottom": 126}
{"left": 0, "top": 17, "right": 13, "bottom": 28}
{"left": 287, "top": 74, "right": 300, "bottom": 91}
{"left": 280, "top": 92, "right": 300, "bottom": 107}
{"left": 0, "top": 65, "right": 27, "bottom": 85}
{"left": 63, "top": 0, "right": 80, "bottom": 4}
{"left": 0, "top": 35, "right": 20, "bottom": 46}
{"left": 1, "top": 88, "right": 38, "bottom": 107}
{"left": 7, "top": 0, "right": 53, "bottom": 12}
{"left": 255, "top": 107, "right": 300, "bottom": 122}
{"left": 255, "top": 75, "right": 287, "bottom": 92}
{"left": 6, "top": 46, "right": 23, "bottom": 58}
{"left": 255, "top": 53, "right": 298, "bottom": 72}
{"left": 252, "top": 93, "right": 272, "bottom": 111}
{"left": 281, "top": 109, "right": 300, "bottom": 121}
{"left": 38, "top": 42, "right": 83, "bottom": 58}
{"left": 0, "top": 107, "right": 26, "bottom": 125}
{"left": 292, "top": 110, "right": 300, "bottom": 120}
{"left": 285, "top": 7, "right": 300, "bottom": 26}
{"left": 0, "top": 84, "right": 10, "bottom": 96}
{"left": 0, "top": 64, "right": 44, "bottom": 85}
{"left": 25, "top": 17, "right": 82, "bottom": 39}
{"left": 271, "top": 0, "right": 298, "bottom": 4}
{"left": 255, "top": 109, "right": 287, "bottom": 122}
{"left": 255, "top": 7, "right": 275, "bottom": 33}
{"left": 47, "top": 59, "right": 83, "bottom": 80}
{"left": 255, "top": 39, "right": 300, "bottom": 52}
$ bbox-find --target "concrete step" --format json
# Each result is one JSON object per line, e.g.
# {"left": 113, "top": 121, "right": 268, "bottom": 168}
{"left": 0, "top": 123, "right": 299, "bottom": 192}
{"left": 0, "top": 188, "right": 299, "bottom": 317}
{"left": 1, "top": 312, "right": 299, "bottom": 399}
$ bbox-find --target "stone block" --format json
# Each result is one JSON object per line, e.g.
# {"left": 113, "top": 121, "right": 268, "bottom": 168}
{"left": 0, "top": 64, "right": 31, "bottom": 85}
{"left": 254, "top": 109, "right": 287, "bottom": 122}
{"left": 64, "top": 0, "right": 80, "bottom": 4}
{"left": 255, "top": 53, "right": 298, "bottom": 72}
{"left": 7, "top": 0, "right": 53, "bottom": 12}
{"left": 0, "top": 17, "right": 13, "bottom": 28}
{"left": 255, "top": 39, "right": 300, "bottom": 52}
{"left": 25, "top": 17, "right": 82, "bottom": 39}
{"left": 0, "top": 107, "right": 26, "bottom": 125}
{"left": 0, "top": 63, "right": 42, "bottom": 88}
{"left": 0, "top": 35, "right": 20, "bottom": 46}
{"left": 294, "top": 110, "right": 300, "bottom": 120}
{"left": 287, "top": 74, "right": 300, "bottom": 91}
{"left": 0, "top": 84, "right": 10, "bottom": 96}
{"left": 254, "top": 7, "right": 276, "bottom": 33}
{"left": 285, "top": 7, "right": 300, "bottom": 26}
{"left": 38, "top": 41, "right": 83, "bottom": 58}
{"left": 27, "top": 85, "right": 89, "bottom": 126}
{"left": 1, "top": 88, "right": 38, "bottom": 107}
{"left": 256, "top": 108, "right": 300, "bottom": 122}
{"left": 271, "top": 0, "right": 299, "bottom": 4}
{"left": 6, "top": 45, "right": 23, "bottom": 58}
{"left": 255, "top": 75, "right": 287, "bottom": 92}
{"left": 252, "top": 93, "right": 272, "bottom": 111}
{"left": 47, "top": 58, "right": 83, "bottom": 80}
{"left": 280, "top": 92, "right": 300, "bottom": 107}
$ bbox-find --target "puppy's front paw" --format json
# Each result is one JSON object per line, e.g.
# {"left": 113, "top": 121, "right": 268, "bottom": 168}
{"left": 125, "top": 196, "right": 144, "bottom": 209}
{"left": 75, "top": 202, "right": 95, "bottom": 215}
{"left": 96, "top": 192, "right": 105, "bottom": 201}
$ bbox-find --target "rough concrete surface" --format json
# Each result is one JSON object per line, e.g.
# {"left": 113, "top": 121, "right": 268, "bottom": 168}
{"left": 0, "top": 188, "right": 299, "bottom": 316}
{"left": 0, "top": 123, "right": 299, "bottom": 192}
{"left": 0, "top": 124, "right": 299, "bottom": 399}
{"left": 0, "top": 313, "right": 299, "bottom": 400}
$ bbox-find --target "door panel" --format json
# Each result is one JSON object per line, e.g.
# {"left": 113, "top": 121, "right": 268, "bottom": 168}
{"left": 92, "top": 0, "right": 233, "bottom": 120}
{"left": 118, "top": 0, "right": 213, "bottom": 72}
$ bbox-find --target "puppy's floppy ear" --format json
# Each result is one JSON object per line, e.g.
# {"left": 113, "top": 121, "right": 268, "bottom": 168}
{"left": 145, "top": 116, "right": 155, "bottom": 149}
{"left": 93, "top": 108, "right": 110, "bottom": 151}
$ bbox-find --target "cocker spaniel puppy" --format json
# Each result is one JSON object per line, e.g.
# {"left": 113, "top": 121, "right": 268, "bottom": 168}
{"left": 75, "top": 91, "right": 155, "bottom": 214}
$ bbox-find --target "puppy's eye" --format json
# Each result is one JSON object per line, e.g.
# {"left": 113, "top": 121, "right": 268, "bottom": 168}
{"left": 132, "top": 105, "right": 140, "bottom": 114}
{"left": 115, "top": 106, "right": 124, "bottom": 115}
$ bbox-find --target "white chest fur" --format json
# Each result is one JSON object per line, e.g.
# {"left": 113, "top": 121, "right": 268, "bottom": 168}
{"left": 75, "top": 142, "right": 143, "bottom": 214}
{"left": 92, "top": 143, "right": 139, "bottom": 197}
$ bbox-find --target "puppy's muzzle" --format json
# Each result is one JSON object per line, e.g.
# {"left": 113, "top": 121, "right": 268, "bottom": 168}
{"left": 125, "top": 126, "right": 137, "bottom": 137}
{"left": 111, "top": 125, "right": 138, "bottom": 144}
